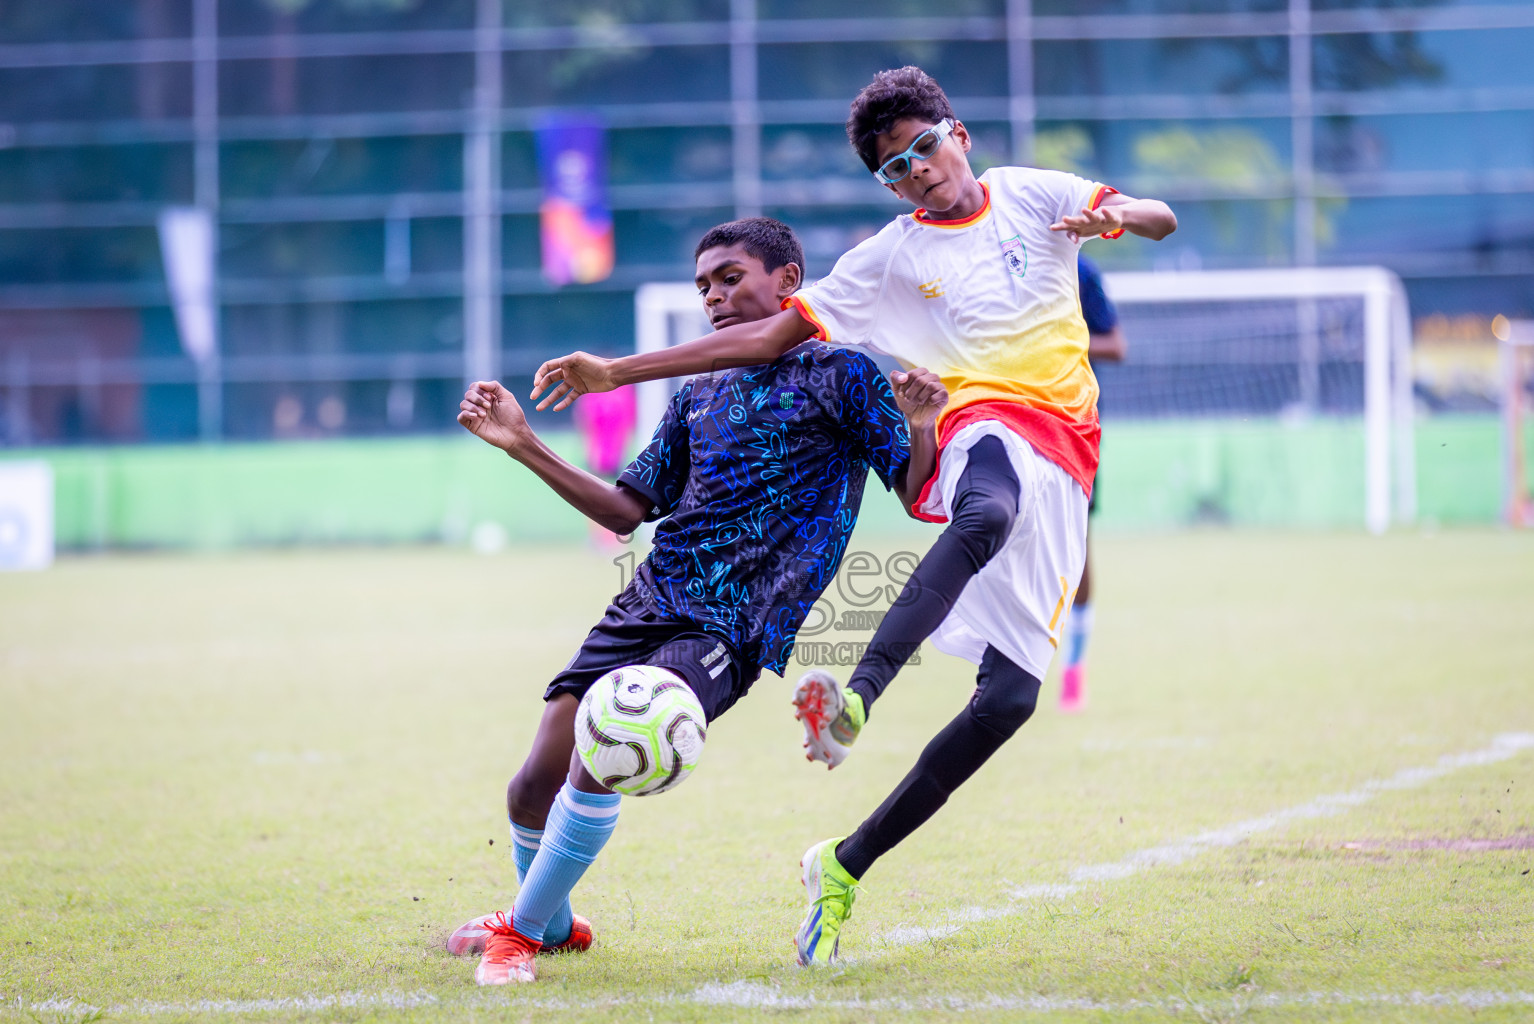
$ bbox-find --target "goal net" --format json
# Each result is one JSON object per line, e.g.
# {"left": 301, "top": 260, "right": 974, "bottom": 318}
{"left": 1099, "top": 268, "right": 1413, "bottom": 534}
{"left": 1501, "top": 318, "right": 1534, "bottom": 528}
{"left": 635, "top": 267, "right": 1415, "bottom": 534}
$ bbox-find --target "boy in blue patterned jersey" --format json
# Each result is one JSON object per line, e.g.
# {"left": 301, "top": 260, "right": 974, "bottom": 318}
{"left": 448, "top": 216, "right": 948, "bottom": 985}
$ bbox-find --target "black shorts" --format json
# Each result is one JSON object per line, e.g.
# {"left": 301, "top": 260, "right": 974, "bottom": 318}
{"left": 545, "top": 585, "right": 756, "bottom": 723}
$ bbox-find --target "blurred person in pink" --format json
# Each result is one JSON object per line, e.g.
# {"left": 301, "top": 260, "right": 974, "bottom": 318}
{"left": 573, "top": 385, "right": 637, "bottom": 547}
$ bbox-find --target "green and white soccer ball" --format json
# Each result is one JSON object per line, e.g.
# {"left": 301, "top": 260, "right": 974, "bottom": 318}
{"left": 575, "top": 665, "right": 707, "bottom": 796}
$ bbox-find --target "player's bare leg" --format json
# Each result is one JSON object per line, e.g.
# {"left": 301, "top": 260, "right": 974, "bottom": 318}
{"left": 506, "top": 695, "right": 581, "bottom": 829}
{"left": 449, "top": 696, "right": 593, "bottom": 957}
{"left": 477, "top": 751, "right": 620, "bottom": 985}
{"left": 473, "top": 751, "right": 621, "bottom": 986}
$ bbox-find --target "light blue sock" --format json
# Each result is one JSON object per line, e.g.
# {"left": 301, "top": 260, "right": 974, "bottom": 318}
{"left": 509, "top": 821, "right": 573, "bottom": 946}
{"left": 510, "top": 821, "right": 541, "bottom": 882}
{"left": 1065, "top": 602, "right": 1094, "bottom": 668}
{"left": 512, "top": 784, "right": 620, "bottom": 943}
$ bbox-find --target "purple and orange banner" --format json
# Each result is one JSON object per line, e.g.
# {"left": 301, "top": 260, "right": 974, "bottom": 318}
{"left": 535, "top": 114, "right": 615, "bottom": 286}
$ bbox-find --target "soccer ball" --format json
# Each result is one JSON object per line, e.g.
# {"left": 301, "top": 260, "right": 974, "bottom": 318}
{"left": 575, "top": 665, "right": 707, "bottom": 796}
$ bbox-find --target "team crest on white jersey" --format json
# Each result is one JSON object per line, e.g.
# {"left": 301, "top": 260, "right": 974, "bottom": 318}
{"left": 1001, "top": 236, "right": 1027, "bottom": 278}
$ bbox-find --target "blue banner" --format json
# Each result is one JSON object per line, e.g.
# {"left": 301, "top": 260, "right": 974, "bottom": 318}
{"left": 535, "top": 114, "right": 615, "bottom": 286}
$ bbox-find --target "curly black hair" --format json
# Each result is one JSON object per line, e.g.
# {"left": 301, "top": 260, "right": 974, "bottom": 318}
{"left": 846, "top": 66, "right": 956, "bottom": 173}
{"left": 693, "top": 216, "right": 805, "bottom": 276}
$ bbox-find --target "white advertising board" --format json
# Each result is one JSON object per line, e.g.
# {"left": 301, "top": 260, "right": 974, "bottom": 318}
{"left": 0, "top": 460, "right": 54, "bottom": 571}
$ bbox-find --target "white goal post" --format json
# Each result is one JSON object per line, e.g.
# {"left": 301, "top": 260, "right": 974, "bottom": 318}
{"left": 1501, "top": 318, "right": 1534, "bottom": 528}
{"left": 636, "top": 266, "right": 1415, "bottom": 535}
{"left": 1103, "top": 267, "right": 1414, "bottom": 535}
{"left": 634, "top": 282, "right": 712, "bottom": 439}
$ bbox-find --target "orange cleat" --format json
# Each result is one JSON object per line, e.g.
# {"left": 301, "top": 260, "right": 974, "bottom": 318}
{"left": 474, "top": 912, "right": 539, "bottom": 986}
{"left": 543, "top": 914, "right": 593, "bottom": 954}
{"left": 448, "top": 912, "right": 593, "bottom": 957}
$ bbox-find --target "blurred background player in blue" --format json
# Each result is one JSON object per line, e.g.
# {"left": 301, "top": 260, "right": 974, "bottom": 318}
{"left": 1061, "top": 255, "right": 1126, "bottom": 713}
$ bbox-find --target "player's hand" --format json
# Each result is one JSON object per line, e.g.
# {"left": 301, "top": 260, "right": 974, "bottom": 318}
{"left": 530, "top": 351, "right": 619, "bottom": 412}
{"left": 890, "top": 367, "right": 947, "bottom": 430}
{"left": 1050, "top": 203, "right": 1124, "bottom": 243}
{"left": 457, "top": 380, "right": 532, "bottom": 454}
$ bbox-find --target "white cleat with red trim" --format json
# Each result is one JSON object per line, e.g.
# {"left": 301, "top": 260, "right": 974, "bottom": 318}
{"left": 792, "top": 670, "right": 866, "bottom": 769}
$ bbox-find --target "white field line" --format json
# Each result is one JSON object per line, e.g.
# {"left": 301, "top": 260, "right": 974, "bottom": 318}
{"left": 18, "top": 993, "right": 443, "bottom": 1016}
{"left": 18, "top": 987, "right": 1534, "bottom": 1018}
{"left": 878, "top": 731, "right": 1534, "bottom": 947}
{"left": 13, "top": 732, "right": 1533, "bottom": 1020}
{"left": 690, "top": 983, "right": 1534, "bottom": 1013}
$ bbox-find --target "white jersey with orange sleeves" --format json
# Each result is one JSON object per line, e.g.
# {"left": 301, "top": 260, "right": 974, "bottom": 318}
{"left": 784, "top": 164, "right": 1118, "bottom": 676}
{"left": 785, "top": 164, "right": 1117, "bottom": 496}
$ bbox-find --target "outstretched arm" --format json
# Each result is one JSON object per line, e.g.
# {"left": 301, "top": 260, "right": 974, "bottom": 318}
{"left": 457, "top": 381, "right": 651, "bottom": 535}
{"left": 1052, "top": 192, "right": 1177, "bottom": 243}
{"left": 531, "top": 306, "right": 818, "bottom": 412}
{"left": 890, "top": 368, "right": 947, "bottom": 518}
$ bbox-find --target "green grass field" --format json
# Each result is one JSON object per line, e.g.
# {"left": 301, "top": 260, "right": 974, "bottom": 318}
{"left": 2, "top": 529, "right": 1532, "bottom": 1023}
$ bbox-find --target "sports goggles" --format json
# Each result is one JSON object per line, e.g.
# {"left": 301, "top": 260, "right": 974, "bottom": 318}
{"left": 874, "top": 119, "right": 955, "bottom": 185}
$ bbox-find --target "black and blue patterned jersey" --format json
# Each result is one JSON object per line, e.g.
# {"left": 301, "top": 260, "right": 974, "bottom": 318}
{"left": 616, "top": 342, "right": 911, "bottom": 675}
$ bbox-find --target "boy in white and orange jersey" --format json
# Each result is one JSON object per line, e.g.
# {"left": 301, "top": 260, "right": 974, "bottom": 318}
{"left": 530, "top": 66, "right": 1176, "bottom": 965}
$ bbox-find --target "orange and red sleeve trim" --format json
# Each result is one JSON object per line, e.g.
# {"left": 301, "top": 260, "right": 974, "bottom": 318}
{"left": 1088, "top": 185, "right": 1125, "bottom": 239}
{"left": 781, "top": 294, "right": 828, "bottom": 341}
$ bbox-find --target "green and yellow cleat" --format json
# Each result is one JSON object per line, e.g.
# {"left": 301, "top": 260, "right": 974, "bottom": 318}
{"left": 792, "top": 671, "right": 866, "bottom": 768}
{"left": 795, "top": 837, "right": 860, "bottom": 966}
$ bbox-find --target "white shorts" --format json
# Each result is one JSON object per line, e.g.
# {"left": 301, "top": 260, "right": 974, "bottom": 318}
{"left": 916, "top": 421, "right": 1090, "bottom": 680}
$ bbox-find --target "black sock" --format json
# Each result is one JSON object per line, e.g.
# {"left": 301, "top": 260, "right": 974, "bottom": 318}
{"left": 849, "top": 435, "right": 1020, "bottom": 716}
{"left": 836, "top": 647, "right": 1039, "bottom": 880}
